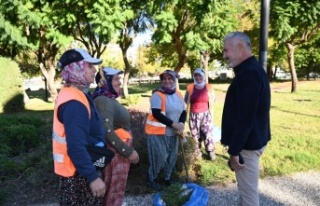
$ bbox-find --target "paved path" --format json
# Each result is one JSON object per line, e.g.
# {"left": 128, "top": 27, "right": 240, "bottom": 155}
{"left": 119, "top": 171, "right": 320, "bottom": 206}
{"left": 27, "top": 171, "right": 320, "bottom": 206}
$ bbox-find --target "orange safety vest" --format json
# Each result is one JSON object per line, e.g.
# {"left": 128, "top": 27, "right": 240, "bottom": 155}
{"left": 186, "top": 83, "right": 213, "bottom": 114}
{"left": 114, "top": 128, "right": 132, "bottom": 142}
{"left": 145, "top": 91, "right": 183, "bottom": 135}
{"left": 52, "top": 87, "right": 91, "bottom": 177}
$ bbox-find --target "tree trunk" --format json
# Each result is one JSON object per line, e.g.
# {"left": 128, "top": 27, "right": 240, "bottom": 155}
{"left": 273, "top": 66, "right": 278, "bottom": 80}
{"left": 174, "top": 53, "right": 187, "bottom": 73}
{"left": 267, "top": 65, "right": 273, "bottom": 80}
{"left": 200, "top": 51, "right": 210, "bottom": 83}
{"left": 286, "top": 43, "right": 298, "bottom": 93}
{"left": 122, "top": 50, "right": 131, "bottom": 98}
{"left": 174, "top": 53, "right": 187, "bottom": 91}
{"left": 40, "top": 60, "right": 58, "bottom": 102}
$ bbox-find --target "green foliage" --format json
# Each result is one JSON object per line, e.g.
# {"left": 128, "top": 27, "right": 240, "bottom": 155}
{"left": 294, "top": 37, "right": 320, "bottom": 78}
{"left": 270, "top": 0, "right": 320, "bottom": 44}
{"left": 0, "top": 115, "right": 43, "bottom": 157}
{"left": 0, "top": 114, "right": 48, "bottom": 182}
{"left": 125, "top": 94, "right": 141, "bottom": 105}
{"left": 0, "top": 57, "right": 25, "bottom": 113}
{"left": 0, "top": 111, "right": 55, "bottom": 204}
{"left": 151, "top": 0, "right": 241, "bottom": 71}
{"left": 161, "top": 184, "right": 192, "bottom": 206}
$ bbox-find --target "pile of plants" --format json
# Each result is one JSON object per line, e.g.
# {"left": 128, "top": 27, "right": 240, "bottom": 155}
{"left": 156, "top": 183, "right": 192, "bottom": 206}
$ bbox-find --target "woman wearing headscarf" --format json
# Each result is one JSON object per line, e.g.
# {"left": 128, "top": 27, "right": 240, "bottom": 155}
{"left": 145, "top": 70, "right": 186, "bottom": 190}
{"left": 185, "top": 68, "right": 216, "bottom": 160}
{"left": 53, "top": 49, "right": 106, "bottom": 205}
{"left": 92, "top": 67, "right": 139, "bottom": 206}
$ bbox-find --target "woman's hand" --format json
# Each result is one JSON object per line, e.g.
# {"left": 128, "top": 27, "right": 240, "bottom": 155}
{"left": 89, "top": 177, "right": 106, "bottom": 197}
{"left": 128, "top": 150, "right": 139, "bottom": 164}
{"left": 172, "top": 122, "right": 184, "bottom": 131}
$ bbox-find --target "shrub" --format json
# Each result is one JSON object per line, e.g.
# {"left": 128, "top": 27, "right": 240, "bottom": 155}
{"left": 0, "top": 57, "right": 25, "bottom": 113}
{"left": 129, "top": 109, "right": 148, "bottom": 164}
{"left": 0, "top": 115, "right": 45, "bottom": 180}
{"left": 0, "top": 115, "right": 43, "bottom": 156}
{"left": 125, "top": 94, "right": 141, "bottom": 105}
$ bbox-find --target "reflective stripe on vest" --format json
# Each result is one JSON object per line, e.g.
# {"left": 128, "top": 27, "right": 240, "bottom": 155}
{"left": 52, "top": 87, "right": 90, "bottom": 177}
{"left": 52, "top": 132, "right": 66, "bottom": 144}
{"left": 145, "top": 91, "right": 183, "bottom": 135}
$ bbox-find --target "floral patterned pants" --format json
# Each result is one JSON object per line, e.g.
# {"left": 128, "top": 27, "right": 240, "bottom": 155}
{"left": 189, "top": 111, "right": 215, "bottom": 152}
{"left": 58, "top": 171, "right": 103, "bottom": 206}
{"left": 103, "top": 145, "right": 131, "bottom": 206}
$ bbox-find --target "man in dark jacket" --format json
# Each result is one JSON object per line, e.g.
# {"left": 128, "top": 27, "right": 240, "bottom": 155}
{"left": 221, "top": 32, "right": 271, "bottom": 206}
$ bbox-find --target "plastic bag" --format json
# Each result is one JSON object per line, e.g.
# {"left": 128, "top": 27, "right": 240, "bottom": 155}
{"left": 153, "top": 183, "right": 209, "bottom": 206}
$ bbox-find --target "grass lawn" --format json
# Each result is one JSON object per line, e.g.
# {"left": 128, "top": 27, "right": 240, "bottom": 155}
{"left": 1, "top": 80, "right": 319, "bottom": 189}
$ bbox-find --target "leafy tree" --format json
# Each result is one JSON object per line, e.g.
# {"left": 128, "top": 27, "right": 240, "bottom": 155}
{"left": 0, "top": 0, "right": 73, "bottom": 102}
{"left": 56, "top": 0, "right": 125, "bottom": 57}
{"left": 151, "top": 0, "right": 241, "bottom": 82}
{"left": 116, "top": 0, "right": 155, "bottom": 97}
{"left": 268, "top": 43, "right": 288, "bottom": 79}
{"left": 295, "top": 36, "right": 320, "bottom": 79}
{"left": 56, "top": 0, "right": 154, "bottom": 97}
{"left": 270, "top": 0, "right": 320, "bottom": 92}
{"left": 136, "top": 44, "right": 159, "bottom": 76}
{"left": 0, "top": 0, "right": 33, "bottom": 58}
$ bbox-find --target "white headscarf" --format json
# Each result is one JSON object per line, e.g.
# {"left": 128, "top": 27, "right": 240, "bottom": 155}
{"left": 193, "top": 68, "right": 206, "bottom": 89}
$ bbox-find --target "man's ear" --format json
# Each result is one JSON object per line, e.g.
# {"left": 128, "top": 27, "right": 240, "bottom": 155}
{"left": 237, "top": 42, "right": 245, "bottom": 52}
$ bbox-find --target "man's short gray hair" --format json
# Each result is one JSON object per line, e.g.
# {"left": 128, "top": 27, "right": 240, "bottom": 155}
{"left": 224, "top": 32, "right": 251, "bottom": 49}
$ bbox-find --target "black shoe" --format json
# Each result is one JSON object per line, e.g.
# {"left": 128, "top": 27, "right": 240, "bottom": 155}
{"left": 147, "top": 180, "right": 162, "bottom": 191}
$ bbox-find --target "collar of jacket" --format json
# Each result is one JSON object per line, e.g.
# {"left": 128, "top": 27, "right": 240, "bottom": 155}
{"left": 233, "top": 56, "right": 256, "bottom": 75}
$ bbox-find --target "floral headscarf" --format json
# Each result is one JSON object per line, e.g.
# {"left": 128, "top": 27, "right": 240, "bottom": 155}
{"left": 61, "top": 60, "right": 90, "bottom": 92}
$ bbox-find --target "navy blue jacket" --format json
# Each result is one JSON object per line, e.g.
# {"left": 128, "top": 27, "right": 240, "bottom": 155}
{"left": 221, "top": 56, "right": 271, "bottom": 156}
{"left": 58, "top": 93, "right": 106, "bottom": 182}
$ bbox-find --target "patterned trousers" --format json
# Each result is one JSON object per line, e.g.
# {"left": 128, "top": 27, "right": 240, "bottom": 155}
{"left": 103, "top": 145, "right": 131, "bottom": 206}
{"left": 189, "top": 111, "right": 215, "bottom": 152}
{"left": 58, "top": 171, "right": 103, "bottom": 206}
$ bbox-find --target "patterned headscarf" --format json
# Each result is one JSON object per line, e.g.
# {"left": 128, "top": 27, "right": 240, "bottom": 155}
{"left": 154, "top": 70, "right": 179, "bottom": 95}
{"left": 61, "top": 60, "right": 90, "bottom": 92}
{"left": 92, "top": 69, "right": 121, "bottom": 99}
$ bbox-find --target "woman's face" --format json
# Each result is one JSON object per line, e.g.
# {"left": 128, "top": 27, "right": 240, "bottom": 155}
{"left": 112, "top": 74, "right": 122, "bottom": 93}
{"left": 161, "top": 73, "right": 174, "bottom": 89}
{"left": 84, "top": 63, "right": 98, "bottom": 84}
{"left": 194, "top": 73, "right": 204, "bottom": 84}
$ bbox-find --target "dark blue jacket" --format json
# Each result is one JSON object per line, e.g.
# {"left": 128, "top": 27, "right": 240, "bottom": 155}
{"left": 221, "top": 56, "right": 271, "bottom": 156}
{"left": 58, "top": 93, "right": 106, "bottom": 182}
